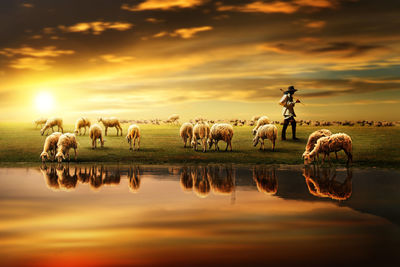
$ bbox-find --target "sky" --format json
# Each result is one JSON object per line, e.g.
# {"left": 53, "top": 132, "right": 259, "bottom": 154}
{"left": 0, "top": 0, "right": 399, "bottom": 122}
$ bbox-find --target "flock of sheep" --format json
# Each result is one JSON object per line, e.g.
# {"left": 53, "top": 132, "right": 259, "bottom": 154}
{"left": 36, "top": 114, "right": 359, "bottom": 165}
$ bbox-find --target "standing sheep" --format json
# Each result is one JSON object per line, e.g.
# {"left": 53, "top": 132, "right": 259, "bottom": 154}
{"left": 253, "top": 124, "right": 278, "bottom": 151}
{"left": 55, "top": 133, "right": 78, "bottom": 163}
{"left": 89, "top": 124, "right": 105, "bottom": 149}
{"left": 40, "top": 132, "right": 62, "bottom": 162}
{"left": 126, "top": 124, "right": 141, "bottom": 151}
{"left": 165, "top": 114, "right": 180, "bottom": 124}
{"left": 191, "top": 122, "right": 211, "bottom": 152}
{"left": 74, "top": 117, "right": 91, "bottom": 135}
{"left": 179, "top": 122, "right": 193, "bottom": 148}
{"left": 252, "top": 116, "right": 271, "bottom": 135}
{"left": 302, "top": 129, "right": 332, "bottom": 161}
{"left": 98, "top": 117, "right": 123, "bottom": 136}
{"left": 34, "top": 118, "right": 47, "bottom": 129}
{"left": 40, "top": 118, "right": 63, "bottom": 136}
{"left": 207, "top": 123, "right": 234, "bottom": 151}
{"left": 303, "top": 133, "right": 353, "bottom": 165}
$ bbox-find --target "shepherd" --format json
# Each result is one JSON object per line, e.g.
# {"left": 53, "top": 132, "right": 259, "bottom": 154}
{"left": 279, "top": 85, "right": 301, "bottom": 140}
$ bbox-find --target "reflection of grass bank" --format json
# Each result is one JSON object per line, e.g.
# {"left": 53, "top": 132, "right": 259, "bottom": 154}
{"left": 0, "top": 122, "right": 399, "bottom": 167}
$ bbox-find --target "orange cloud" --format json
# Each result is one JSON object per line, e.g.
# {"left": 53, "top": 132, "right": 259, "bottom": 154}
{"left": 305, "top": 20, "right": 326, "bottom": 29}
{"left": 9, "top": 57, "right": 53, "bottom": 71}
{"left": 121, "top": 0, "right": 206, "bottom": 11}
{"left": 58, "top": 21, "right": 133, "bottom": 35}
{"left": 100, "top": 54, "right": 135, "bottom": 63}
{"left": 217, "top": 1, "right": 299, "bottom": 14}
{"left": 146, "top": 18, "right": 164, "bottom": 23}
{"left": 171, "top": 26, "right": 213, "bottom": 39}
{"left": 294, "top": 0, "right": 337, "bottom": 8}
{"left": 0, "top": 46, "right": 74, "bottom": 57}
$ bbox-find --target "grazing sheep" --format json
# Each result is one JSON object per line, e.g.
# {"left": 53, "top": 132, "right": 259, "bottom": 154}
{"left": 74, "top": 117, "right": 91, "bottom": 135}
{"left": 34, "top": 118, "right": 47, "bottom": 129}
{"left": 89, "top": 124, "right": 105, "bottom": 149}
{"left": 165, "top": 114, "right": 180, "bottom": 124}
{"left": 207, "top": 123, "right": 234, "bottom": 151}
{"left": 126, "top": 124, "right": 141, "bottom": 151}
{"left": 55, "top": 133, "right": 78, "bottom": 163}
{"left": 304, "top": 133, "right": 353, "bottom": 165}
{"left": 253, "top": 124, "right": 278, "bottom": 151}
{"left": 40, "top": 118, "right": 63, "bottom": 136}
{"left": 40, "top": 132, "right": 62, "bottom": 162}
{"left": 302, "top": 129, "right": 332, "bottom": 162}
{"left": 179, "top": 122, "right": 193, "bottom": 148}
{"left": 251, "top": 115, "right": 261, "bottom": 122}
{"left": 252, "top": 116, "right": 270, "bottom": 135}
{"left": 98, "top": 117, "right": 123, "bottom": 136}
{"left": 191, "top": 122, "right": 211, "bottom": 152}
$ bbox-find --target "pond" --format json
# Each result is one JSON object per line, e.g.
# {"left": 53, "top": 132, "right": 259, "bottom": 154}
{"left": 0, "top": 164, "right": 399, "bottom": 267}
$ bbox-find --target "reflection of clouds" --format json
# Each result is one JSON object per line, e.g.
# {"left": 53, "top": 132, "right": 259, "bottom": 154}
{"left": 252, "top": 166, "right": 278, "bottom": 195}
{"left": 128, "top": 166, "right": 141, "bottom": 193}
{"left": 303, "top": 165, "right": 352, "bottom": 201}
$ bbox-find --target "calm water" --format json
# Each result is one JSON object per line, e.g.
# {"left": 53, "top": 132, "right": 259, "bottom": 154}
{"left": 0, "top": 164, "right": 399, "bottom": 267}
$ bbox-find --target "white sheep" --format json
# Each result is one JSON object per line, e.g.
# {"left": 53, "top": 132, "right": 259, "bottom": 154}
{"left": 179, "top": 122, "right": 193, "bottom": 148}
{"left": 304, "top": 133, "right": 353, "bottom": 165}
{"left": 74, "top": 117, "right": 91, "bottom": 135}
{"left": 252, "top": 116, "right": 271, "bottom": 135}
{"left": 191, "top": 122, "right": 211, "bottom": 152}
{"left": 165, "top": 114, "right": 180, "bottom": 124}
{"left": 55, "top": 133, "right": 78, "bottom": 163}
{"left": 207, "top": 123, "right": 234, "bottom": 151}
{"left": 126, "top": 124, "right": 141, "bottom": 151}
{"left": 302, "top": 129, "right": 332, "bottom": 162}
{"left": 89, "top": 124, "right": 105, "bottom": 149}
{"left": 253, "top": 124, "right": 278, "bottom": 151}
{"left": 98, "top": 117, "right": 122, "bottom": 136}
{"left": 34, "top": 118, "right": 47, "bottom": 129}
{"left": 40, "top": 132, "right": 62, "bottom": 162}
{"left": 40, "top": 118, "right": 63, "bottom": 136}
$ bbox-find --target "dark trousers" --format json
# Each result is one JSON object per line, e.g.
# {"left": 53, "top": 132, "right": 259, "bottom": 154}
{"left": 282, "top": 116, "right": 296, "bottom": 140}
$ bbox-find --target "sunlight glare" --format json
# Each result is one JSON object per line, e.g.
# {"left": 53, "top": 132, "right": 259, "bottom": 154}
{"left": 35, "top": 92, "right": 54, "bottom": 113}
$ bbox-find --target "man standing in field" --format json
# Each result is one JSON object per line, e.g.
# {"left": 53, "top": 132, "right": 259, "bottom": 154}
{"left": 279, "top": 85, "right": 300, "bottom": 140}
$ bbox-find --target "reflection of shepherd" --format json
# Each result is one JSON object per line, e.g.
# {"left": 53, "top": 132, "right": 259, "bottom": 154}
{"left": 279, "top": 86, "right": 300, "bottom": 140}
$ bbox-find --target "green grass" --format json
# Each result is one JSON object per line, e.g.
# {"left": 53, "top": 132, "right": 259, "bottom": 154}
{"left": 0, "top": 122, "right": 399, "bottom": 167}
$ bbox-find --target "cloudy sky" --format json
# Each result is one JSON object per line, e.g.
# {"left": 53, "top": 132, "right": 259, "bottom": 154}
{"left": 1, "top": 0, "right": 399, "bottom": 122}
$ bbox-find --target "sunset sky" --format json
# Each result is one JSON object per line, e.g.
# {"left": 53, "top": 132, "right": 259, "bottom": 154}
{"left": 1, "top": 0, "right": 399, "bottom": 122}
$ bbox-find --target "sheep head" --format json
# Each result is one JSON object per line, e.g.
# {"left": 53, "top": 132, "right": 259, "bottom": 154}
{"left": 97, "top": 117, "right": 103, "bottom": 123}
{"left": 40, "top": 152, "right": 49, "bottom": 162}
{"left": 207, "top": 138, "right": 214, "bottom": 149}
{"left": 303, "top": 153, "right": 314, "bottom": 165}
{"left": 40, "top": 128, "right": 45, "bottom": 136}
{"left": 252, "top": 128, "right": 257, "bottom": 136}
{"left": 253, "top": 136, "right": 259, "bottom": 147}
{"left": 56, "top": 152, "right": 65, "bottom": 163}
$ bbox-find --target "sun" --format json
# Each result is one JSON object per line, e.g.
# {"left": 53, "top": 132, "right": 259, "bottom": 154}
{"left": 35, "top": 92, "right": 54, "bottom": 113}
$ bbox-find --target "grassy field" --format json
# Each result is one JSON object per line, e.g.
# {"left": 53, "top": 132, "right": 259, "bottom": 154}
{"left": 0, "top": 122, "right": 399, "bottom": 167}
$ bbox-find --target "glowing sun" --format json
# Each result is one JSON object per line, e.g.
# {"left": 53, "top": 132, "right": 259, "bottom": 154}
{"left": 35, "top": 92, "right": 54, "bottom": 112}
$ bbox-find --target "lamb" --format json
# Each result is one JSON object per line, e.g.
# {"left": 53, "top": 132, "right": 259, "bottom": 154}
{"left": 126, "top": 124, "right": 141, "bottom": 151}
{"left": 40, "top": 132, "right": 62, "bottom": 162}
{"left": 55, "top": 133, "right": 78, "bottom": 163}
{"left": 89, "top": 124, "right": 105, "bottom": 149}
{"left": 40, "top": 118, "right": 63, "bottom": 136}
{"left": 303, "top": 133, "right": 353, "bottom": 165}
{"left": 74, "top": 117, "right": 91, "bottom": 135}
{"left": 252, "top": 116, "right": 270, "bottom": 135}
{"left": 191, "top": 121, "right": 211, "bottom": 152}
{"left": 34, "top": 118, "right": 47, "bottom": 129}
{"left": 207, "top": 123, "right": 234, "bottom": 151}
{"left": 253, "top": 124, "right": 278, "bottom": 151}
{"left": 302, "top": 129, "right": 332, "bottom": 161}
{"left": 98, "top": 117, "right": 123, "bottom": 136}
{"left": 179, "top": 122, "right": 193, "bottom": 148}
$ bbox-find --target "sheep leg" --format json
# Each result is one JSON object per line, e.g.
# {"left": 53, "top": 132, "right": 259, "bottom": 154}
{"left": 229, "top": 140, "right": 232, "bottom": 151}
{"left": 216, "top": 141, "right": 219, "bottom": 151}
{"left": 202, "top": 138, "right": 206, "bottom": 153}
{"left": 105, "top": 127, "right": 108, "bottom": 136}
{"left": 129, "top": 139, "right": 132, "bottom": 150}
{"left": 137, "top": 138, "right": 140, "bottom": 151}
{"left": 183, "top": 137, "right": 187, "bottom": 148}
{"left": 74, "top": 149, "right": 77, "bottom": 161}
{"left": 116, "top": 126, "right": 119, "bottom": 136}
{"left": 119, "top": 126, "right": 123, "bottom": 136}
{"left": 51, "top": 127, "right": 54, "bottom": 133}
{"left": 272, "top": 139, "right": 275, "bottom": 151}
{"left": 92, "top": 139, "right": 95, "bottom": 149}
{"left": 345, "top": 150, "right": 353, "bottom": 165}
{"left": 84, "top": 127, "right": 87, "bottom": 135}
{"left": 60, "top": 126, "right": 63, "bottom": 133}
{"left": 335, "top": 151, "right": 338, "bottom": 160}
{"left": 133, "top": 139, "right": 136, "bottom": 151}
{"left": 225, "top": 141, "right": 229, "bottom": 151}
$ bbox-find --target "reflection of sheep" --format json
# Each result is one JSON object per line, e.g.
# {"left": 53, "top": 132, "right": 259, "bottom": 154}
{"left": 56, "top": 165, "right": 78, "bottom": 191}
{"left": 55, "top": 133, "right": 78, "bottom": 163}
{"left": 192, "top": 167, "right": 210, "bottom": 198}
{"left": 207, "top": 123, "right": 234, "bottom": 151}
{"left": 191, "top": 122, "right": 211, "bottom": 152}
{"left": 304, "top": 133, "right": 353, "bottom": 165}
{"left": 90, "top": 165, "right": 103, "bottom": 190}
{"left": 98, "top": 117, "right": 123, "bottom": 136}
{"left": 180, "top": 167, "right": 193, "bottom": 191}
{"left": 89, "top": 124, "right": 104, "bottom": 149}
{"left": 128, "top": 166, "right": 141, "bottom": 193}
{"left": 252, "top": 116, "right": 270, "bottom": 135}
{"left": 40, "top": 132, "right": 62, "bottom": 162}
{"left": 253, "top": 124, "right": 278, "bottom": 151}
{"left": 126, "top": 124, "right": 141, "bottom": 151}
{"left": 179, "top": 122, "right": 193, "bottom": 148}
{"left": 252, "top": 166, "right": 278, "bottom": 195}
{"left": 34, "top": 118, "right": 47, "bottom": 129}
{"left": 40, "top": 118, "right": 63, "bottom": 136}
{"left": 302, "top": 129, "right": 332, "bottom": 162}
{"left": 74, "top": 117, "right": 91, "bottom": 135}
{"left": 102, "top": 167, "right": 121, "bottom": 185}
{"left": 40, "top": 165, "right": 59, "bottom": 191}
{"left": 207, "top": 166, "right": 234, "bottom": 194}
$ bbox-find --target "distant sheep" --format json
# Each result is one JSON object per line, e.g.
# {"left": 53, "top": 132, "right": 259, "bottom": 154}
{"left": 74, "top": 117, "right": 91, "bottom": 135}
{"left": 89, "top": 124, "right": 105, "bottom": 149}
{"left": 165, "top": 114, "right": 180, "bottom": 124}
{"left": 207, "top": 123, "right": 234, "bottom": 151}
{"left": 40, "top": 132, "right": 62, "bottom": 162}
{"left": 126, "top": 124, "right": 141, "bottom": 151}
{"left": 191, "top": 122, "right": 211, "bottom": 152}
{"left": 98, "top": 117, "right": 122, "bottom": 136}
{"left": 55, "top": 133, "right": 78, "bottom": 163}
{"left": 34, "top": 118, "right": 47, "bottom": 129}
{"left": 302, "top": 129, "right": 332, "bottom": 161}
{"left": 253, "top": 124, "right": 278, "bottom": 151}
{"left": 252, "top": 116, "right": 270, "bottom": 135}
{"left": 40, "top": 118, "right": 63, "bottom": 136}
{"left": 179, "top": 122, "right": 193, "bottom": 148}
{"left": 304, "top": 133, "right": 353, "bottom": 165}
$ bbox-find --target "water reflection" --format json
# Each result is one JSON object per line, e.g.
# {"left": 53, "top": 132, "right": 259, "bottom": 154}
{"left": 128, "top": 165, "right": 141, "bottom": 193}
{"left": 252, "top": 166, "right": 278, "bottom": 195}
{"left": 303, "top": 165, "right": 352, "bottom": 201}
